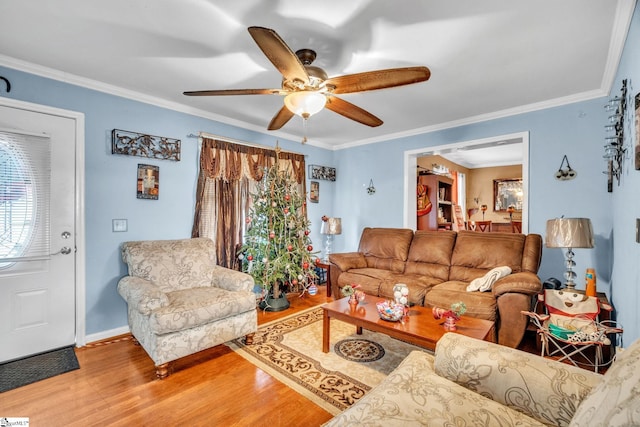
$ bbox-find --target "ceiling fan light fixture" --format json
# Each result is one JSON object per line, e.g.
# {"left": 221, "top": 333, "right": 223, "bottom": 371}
{"left": 284, "top": 91, "right": 326, "bottom": 118}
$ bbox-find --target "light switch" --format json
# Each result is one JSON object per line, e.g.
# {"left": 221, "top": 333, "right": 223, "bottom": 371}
{"left": 112, "top": 219, "right": 128, "bottom": 232}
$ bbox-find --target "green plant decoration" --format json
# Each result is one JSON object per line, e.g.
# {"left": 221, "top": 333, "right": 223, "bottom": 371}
{"left": 239, "top": 156, "right": 317, "bottom": 301}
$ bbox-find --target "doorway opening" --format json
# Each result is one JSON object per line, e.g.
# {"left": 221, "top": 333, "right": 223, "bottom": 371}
{"left": 403, "top": 132, "right": 529, "bottom": 233}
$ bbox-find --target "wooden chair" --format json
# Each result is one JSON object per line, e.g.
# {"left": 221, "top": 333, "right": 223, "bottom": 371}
{"left": 511, "top": 220, "right": 522, "bottom": 233}
{"left": 475, "top": 220, "right": 492, "bottom": 232}
{"left": 453, "top": 204, "right": 466, "bottom": 231}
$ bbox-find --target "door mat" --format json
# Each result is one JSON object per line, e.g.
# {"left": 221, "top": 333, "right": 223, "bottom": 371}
{"left": 0, "top": 346, "right": 79, "bottom": 393}
{"left": 226, "top": 306, "right": 427, "bottom": 415}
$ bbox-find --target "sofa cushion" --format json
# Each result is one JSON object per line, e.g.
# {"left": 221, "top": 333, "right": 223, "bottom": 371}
{"left": 569, "top": 338, "right": 640, "bottom": 427}
{"left": 323, "top": 350, "right": 545, "bottom": 427}
{"left": 404, "top": 230, "right": 455, "bottom": 281}
{"left": 122, "top": 238, "right": 216, "bottom": 292}
{"left": 337, "top": 268, "right": 399, "bottom": 296}
{"left": 358, "top": 228, "right": 414, "bottom": 273}
{"left": 435, "top": 333, "right": 601, "bottom": 427}
{"left": 379, "top": 274, "right": 443, "bottom": 306}
{"left": 149, "top": 287, "right": 256, "bottom": 334}
{"left": 425, "top": 281, "right": 497, "bottom": 321}
{"left": 449, "top": 231, "right": 525, "bottom": 282}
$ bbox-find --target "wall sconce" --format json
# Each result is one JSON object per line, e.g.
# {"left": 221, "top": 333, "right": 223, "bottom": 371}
{"left": 554, "top": 155, "right": 577, "bottom": 180}
{"left": 367, "top": 179, "right": 376, "bottom": 195}
{"left": 603, "top": 78, "right": 628, "bottom": 192}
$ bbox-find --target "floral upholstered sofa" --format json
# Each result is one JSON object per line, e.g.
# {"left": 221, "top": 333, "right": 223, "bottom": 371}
{"left": 324, "top": 333, "right": 640, "bottom": 427}
{"left": 117, "top": 237, "right": 257, "bottom": 379}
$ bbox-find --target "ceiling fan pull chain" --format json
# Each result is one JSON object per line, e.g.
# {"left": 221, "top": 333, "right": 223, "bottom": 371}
{"left": 301, "top": 116, "right": 308, "bottom": 144}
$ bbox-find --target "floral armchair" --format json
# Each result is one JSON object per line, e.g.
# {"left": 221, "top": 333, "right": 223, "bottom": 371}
{"left": 117, "top": 237, "right": 257, "bottom": 379}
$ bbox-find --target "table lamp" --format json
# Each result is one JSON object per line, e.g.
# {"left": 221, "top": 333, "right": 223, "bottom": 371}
{"left": 320, "top": 217, "right": 342, "bottom": 262}
{"left": 545, "top": 218, "right": 594, "bottom": 290}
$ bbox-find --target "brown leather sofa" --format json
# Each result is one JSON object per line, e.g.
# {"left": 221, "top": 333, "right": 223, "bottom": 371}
{"left": 328, "top": 228, "right": 543, "bottom": 348}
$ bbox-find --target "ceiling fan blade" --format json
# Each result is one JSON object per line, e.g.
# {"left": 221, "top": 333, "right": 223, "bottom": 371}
{"left": 268, "top": 106, "right": 295, "bottom": 130}
{"left": 326, "top": 66, "right": 430, "bottom": 94}
{"left": 325, "top": 96, "right": 383, "bottom": 127}
{"left": 248, "top": 26, "right": 309, "bottom": 85}
{"left": 184, "top": 88, "right": 283, "bottom": 96}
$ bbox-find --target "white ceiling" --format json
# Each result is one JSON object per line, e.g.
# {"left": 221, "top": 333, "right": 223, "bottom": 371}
{"left": 0, "top": 1, "right": 634, "bottom": 150}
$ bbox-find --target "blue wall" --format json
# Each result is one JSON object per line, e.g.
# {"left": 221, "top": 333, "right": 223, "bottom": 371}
{"left": 0, "top": 65, "right": 335, "bottom": 336}
{"left": 1, "top": 4, "right": 638, "bottom": 344}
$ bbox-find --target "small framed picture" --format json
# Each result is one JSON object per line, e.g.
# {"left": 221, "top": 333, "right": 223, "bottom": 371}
{"left": 137, "top": 164, "right": 159, "bottom": 200}
{"left": 310, "top": 181, "right": 319, "bottom": 203}
{"left": 309, "top": 164, "right": 336, "bottom": 181}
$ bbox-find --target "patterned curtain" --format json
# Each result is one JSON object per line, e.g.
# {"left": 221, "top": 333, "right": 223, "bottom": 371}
{"left": 192, "top": 138, "right": 306, "bottom": 269}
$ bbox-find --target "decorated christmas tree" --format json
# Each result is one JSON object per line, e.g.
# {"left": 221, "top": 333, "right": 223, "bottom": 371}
{"left": 239, "top": 154, "right": 317, "bottom": 310}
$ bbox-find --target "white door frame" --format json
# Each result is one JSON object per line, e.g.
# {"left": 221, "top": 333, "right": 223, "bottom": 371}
{"left": 0, "top": 96, "right": 86, "bottom": 347}
{"left": 403, "top": 132, "right": 529, "bottom": 233}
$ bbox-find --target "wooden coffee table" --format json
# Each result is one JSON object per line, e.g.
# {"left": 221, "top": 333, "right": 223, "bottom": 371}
{"left": 322, "top": 294, "right": 495, "bottom": 353}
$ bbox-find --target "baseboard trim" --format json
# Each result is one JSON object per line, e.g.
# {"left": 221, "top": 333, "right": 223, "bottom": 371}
{"left": 83, "top": 326, "right": 130, "bottom": 346}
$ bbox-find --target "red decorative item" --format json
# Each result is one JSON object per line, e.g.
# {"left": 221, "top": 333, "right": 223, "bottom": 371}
{"left": 432, "top": 306, "right": 460, "bottom": 331}
{"left": 321, "top": 215, "right": 328, "bottom": 222}
{"left": 269, "top": 232, "right": 275, "bottom": 239}
{"left": 285, "top": 194, "right": 290, "bottom": 201}
{"left": 287, "top": 245, "right": 293, "bottom": 251}
{"left": 292, "top": 279, "right": 298, "bottom": 285}
{"left": 304, "top": 230, "right": 310, "bottom": 236}
{"left": 283, "top": 207, "right": 289, "bottom": 214}
{"left": 247, "top": 255, "right": 254, "bottom": 261}
{"left": 303, "top": 262, "right": 309, "bottom": 269}
{"left": 245, "top": 217, "right": 251, "bottom": 223}
{"left": 307, "top": 245, "right": 313, "bottom": 251}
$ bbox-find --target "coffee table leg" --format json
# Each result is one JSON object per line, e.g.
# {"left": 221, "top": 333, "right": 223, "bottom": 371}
{"left": 322, "top": 310, "right": 330, "bottom": 353}
{"left": 356, "top": 326, "right": 362, "bottom": 335}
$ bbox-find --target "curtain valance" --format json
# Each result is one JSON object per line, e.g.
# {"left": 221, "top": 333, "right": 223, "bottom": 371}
{"left": 200, "top": 138, "right": 305, "bottom": 184}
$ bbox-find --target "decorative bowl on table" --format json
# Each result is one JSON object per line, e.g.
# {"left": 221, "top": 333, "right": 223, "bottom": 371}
{"left": 376, "top": 300, "right": 405, "bottom": 322}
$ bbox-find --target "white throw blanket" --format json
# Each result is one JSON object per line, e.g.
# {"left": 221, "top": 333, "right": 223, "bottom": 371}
{"left": 466, "top": 266, "right": 512, "bottom": 292}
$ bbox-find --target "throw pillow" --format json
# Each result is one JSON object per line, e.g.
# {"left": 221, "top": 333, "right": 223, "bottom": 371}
{"left": 569, "top": 337, "right": 640, "bottom": 426}
{"left": 466, "top": 266, "right": 512, "bottom": 292}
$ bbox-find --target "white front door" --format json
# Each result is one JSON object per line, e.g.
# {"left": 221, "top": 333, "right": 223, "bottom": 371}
{"left": 0, "top": 102, "right": 80, "bottom": 362}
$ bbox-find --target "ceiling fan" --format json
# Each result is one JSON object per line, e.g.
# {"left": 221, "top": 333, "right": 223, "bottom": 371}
{"left": 184, "top": 26, "right": 431, "bottom": 136}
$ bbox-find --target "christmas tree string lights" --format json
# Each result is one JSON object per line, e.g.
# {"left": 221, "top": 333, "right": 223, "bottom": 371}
{"left": 239, "top": 151, "right": 317, "bottom": 310}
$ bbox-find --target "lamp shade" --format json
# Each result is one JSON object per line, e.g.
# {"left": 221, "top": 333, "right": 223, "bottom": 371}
{"left": 284, "top": 91, "right": 326, "bottom": 118}
{"left": 320, "top": 217, "right": 342, "bottom": 235}
{"left": 545, "top": 218, "right": 594, "bottom": 248}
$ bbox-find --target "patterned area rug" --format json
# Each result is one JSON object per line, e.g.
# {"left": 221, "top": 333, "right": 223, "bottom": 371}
{"left": 227, "top": 306, "right": 427, "bottom": 415}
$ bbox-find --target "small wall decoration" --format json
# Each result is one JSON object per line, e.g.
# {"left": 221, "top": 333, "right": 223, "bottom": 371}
{"left": 137, "top": 164, "right": 159, "bottom": 200}
{"left": 310, "top": 181, "right": 319, "bottom": 203}
{"left": 309, "top": 164, "right": 336, "bottom": 181}
{"left": 635, "top": 91, "right": 640, "bottom": 170}
{"left": 112, "top": 129, "right": 181, "bottom": 161}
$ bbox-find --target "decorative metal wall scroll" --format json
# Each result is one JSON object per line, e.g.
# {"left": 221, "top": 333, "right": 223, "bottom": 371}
{"left": 112, "top": 129, "right": 181, "bottom": 161}
{"left": 309, "top": 164, "right": 336, "bottom": 181}
{"left": 603, "top": 79, "right": 627, "bottom": 192}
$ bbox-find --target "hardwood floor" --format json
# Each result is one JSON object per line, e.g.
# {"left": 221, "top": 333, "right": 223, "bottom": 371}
{"left": 1, "top": 286, "right": 575, "bottom": 426}
{"left": 2, "top": 287, "right": 335, "bottom": 427}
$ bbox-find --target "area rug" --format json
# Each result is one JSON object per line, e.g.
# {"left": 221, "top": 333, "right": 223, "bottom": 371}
{"left": 227, "top": 306, "right": 428, "bottom": 415}
{"left": 0, "top": 346, "right": 79, "bottom": 393}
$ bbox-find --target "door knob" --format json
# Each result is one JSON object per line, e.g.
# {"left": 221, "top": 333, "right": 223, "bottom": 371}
{"left": 52, "top": 247, "right": 72, "bottom": 256}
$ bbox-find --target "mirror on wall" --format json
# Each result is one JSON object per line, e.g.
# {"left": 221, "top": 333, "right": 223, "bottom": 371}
{"left": 493, "top": 178, "right": 523, "bottom": 212}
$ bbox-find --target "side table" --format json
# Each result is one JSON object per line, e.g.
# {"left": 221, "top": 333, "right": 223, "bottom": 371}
{"left": 314, "top": 260, "right": 331, "bottom": 297}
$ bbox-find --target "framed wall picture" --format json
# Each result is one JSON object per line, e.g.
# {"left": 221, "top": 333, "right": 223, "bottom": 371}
{"left": 309, "top": 164, "right": 336, "bottom": 181}
{"left": 137, "top": 164, "right": 159, "bottom": 200}
{"left": 310, "top": 181, "right": 319, "bottom": 203}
